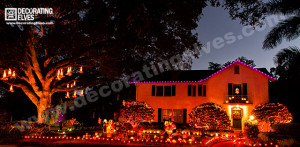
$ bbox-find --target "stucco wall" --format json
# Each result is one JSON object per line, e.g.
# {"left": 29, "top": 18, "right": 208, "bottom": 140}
{"left": 136, "top": 62, "right": 270, "bottom": 130}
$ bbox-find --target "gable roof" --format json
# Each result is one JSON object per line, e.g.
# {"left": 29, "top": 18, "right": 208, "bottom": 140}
{"left": 129, "top": 60, "right": 277, "bottom": 84}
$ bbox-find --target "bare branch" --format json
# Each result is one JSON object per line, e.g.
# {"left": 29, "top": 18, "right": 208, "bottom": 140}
{"left": 2, "top": 80, "right": 39, "bottom": 106}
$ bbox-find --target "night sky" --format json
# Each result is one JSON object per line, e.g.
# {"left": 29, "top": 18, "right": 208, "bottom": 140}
{"left": 192, "top": 6, "right": 300, "bottom": 70}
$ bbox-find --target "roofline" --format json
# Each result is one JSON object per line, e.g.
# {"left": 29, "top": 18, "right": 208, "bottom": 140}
{"left": 129, "top": 60, "right": 277, "bottom": 84}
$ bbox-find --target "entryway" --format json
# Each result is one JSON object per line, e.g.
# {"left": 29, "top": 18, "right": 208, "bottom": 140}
{"left": 232, "top": 109, "right": 242, "bottom": 130}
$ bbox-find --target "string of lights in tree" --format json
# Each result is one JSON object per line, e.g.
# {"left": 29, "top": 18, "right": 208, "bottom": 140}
{"left": 189, "top": 103, "right": 230, "bottom": 130}
{"left": 0, "top": 66, "right": 85, "bottom": 97}
{"left": 0, "top": 68, "right": 17, "bottom": 92}
{"left": 119, "top": 101, "right": 154, "bottom": 128}
{"left": 251, "top": 103, "right": 293, "bottom": 124}
{"left": 54, "top": 66, "right": 84, "bottom": 98}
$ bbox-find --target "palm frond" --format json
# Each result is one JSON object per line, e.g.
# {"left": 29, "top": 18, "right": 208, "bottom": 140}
{"left": 274, "top": 46, "right": 300, "bottom": 65}
{"left": 263, "top": 16, "right": 300, "bottom": 49}
{"left": 266, "top": 0, "right": 300, "bottom": 15}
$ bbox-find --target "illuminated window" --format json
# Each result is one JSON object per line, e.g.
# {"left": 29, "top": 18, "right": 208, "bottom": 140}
{"left": 161, "top": 109, "right": 183, "bottom": 123}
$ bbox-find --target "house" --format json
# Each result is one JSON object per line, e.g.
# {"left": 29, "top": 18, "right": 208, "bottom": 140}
{"left": 131, "top": 60, "right": 276, "bottom": 131}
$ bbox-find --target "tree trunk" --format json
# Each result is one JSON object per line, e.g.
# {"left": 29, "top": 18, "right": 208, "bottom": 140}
{"left": 37, "top": 97, "right": 50, "bottom": 123}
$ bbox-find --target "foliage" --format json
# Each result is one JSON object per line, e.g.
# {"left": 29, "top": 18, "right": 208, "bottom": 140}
{"left": 258, "top": 133, "right": 269, "bottom": 142}
{"left": 272, "top": 123, "right": 300, "bottom": 136}
{"left": 277, "top": 138, "right": 295, "bottom": 147}
{"left": 41, "top": 105, "right": 64, "bottom": 125}
{"left": 220, "top": 0, "right": 300, "bottom": 49}
{"left": 208, "top": 56, "right": 256, "bottom": 70}
{"left": 189, "top": 103, "right": 230, "bottom": 130}
{"left": 119, "top": 101, "right": 154, "bottom": 128}
{"left": 252, "top": 103, "right": 293, "bottom": 125}
{"left": 262, "top": 0, "right": 300, "bottom": 49}
{"left": 245, "top": 120, "right": 260, "bottom": 142}
{"left": 273, "top": 47, "right": 300, "bottom": 80}
{"left": 0, "top": 122, "right": 31, "bottom": 143}
{"left": 208, "top": 62, "right": 222, "bottom": 70}
{"left": 270, "top": 47, "right": 300, "bottom": 122}
{"left": 27, "top": 123, "right": 54, "bottom": 136}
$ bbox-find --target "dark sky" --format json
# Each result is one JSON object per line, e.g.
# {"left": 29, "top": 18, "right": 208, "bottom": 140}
{"left": 192, "top": 6, "right": 300, "bottom": 70}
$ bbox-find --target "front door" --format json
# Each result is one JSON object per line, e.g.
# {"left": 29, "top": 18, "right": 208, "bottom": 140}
{"left": 232, "top": 110, "right": 242, "bottom": 129}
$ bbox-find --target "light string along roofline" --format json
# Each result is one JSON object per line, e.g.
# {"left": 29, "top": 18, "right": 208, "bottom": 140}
{"left": 129, "top": 60, "right": 277, "bottom": 84}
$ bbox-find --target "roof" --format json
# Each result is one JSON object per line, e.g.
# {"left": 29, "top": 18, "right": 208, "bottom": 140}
{"left": 129, "top": 60, "right": 277, "bottom": 84}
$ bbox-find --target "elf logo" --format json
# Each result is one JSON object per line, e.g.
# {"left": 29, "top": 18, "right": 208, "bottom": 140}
{"left": 5, "top": 8, "right": 17, "bottom": 21}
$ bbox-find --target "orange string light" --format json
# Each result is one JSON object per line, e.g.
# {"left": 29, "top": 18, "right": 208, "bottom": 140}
{"left": 12, "top": 71, "right": 16, "bottom": 78}
{"left": 66, "top": 67, "right": 72, "bottom": 76}
{"left": 60, "top": 69, "right": 64, "bottom": 77}
{"left": 56, "top": 70, "right": 61, "bottom": 80}
{"left": 65, "top": 91, "right": 70, "bottom": 98}
{"left": 2, "top": 70, "right": 7, "bottom": 80}
{"left": 79, "top": 90, "right": 84, "bottom": 96}
{"left": 79, "top": 66, "right": 83, "bottom": 73}
{"left": 8, "top": 68, "right": 12, "bottom": 76}
{"left": 9, "top": 85, "right": 14, "bottom": 92}
{"left": 72, "top": 91, "right": 77, "bottom": 98}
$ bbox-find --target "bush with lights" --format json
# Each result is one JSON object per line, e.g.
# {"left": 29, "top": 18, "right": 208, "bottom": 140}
{"left": 189, "top": 103, "right": 230, "bottom": 131}
{"left": 41, "top": 105, "right": 64, "bottom": 125}
{"left": 252, "top": 103, "right": 293, "bottom": 125}
{"left": 119, "top": 101, "right": 154, "bottom": 129}
{"left": 244, "top": 119, "right": 259, "bottom": 142}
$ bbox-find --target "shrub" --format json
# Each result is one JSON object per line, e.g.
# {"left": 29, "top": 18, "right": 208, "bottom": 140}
{"left": 119, "top": 101, "right": 154, "bottom": 128}
{"left": 245, "top": 121, "right": 259, "bottom": 142}
{"left": 277, "top": 138, "right": 295, "bottom": 147}
{"left": 252, "top": 103, "right": 293, "bottom": 125}
{"left": 189, "top": 103, "right": 230, "bottom": 131}
{"left": 258, "top": 133, "right": 269, "bottom": 142}
{"left": 272, "top": 123, "right": 300, "bottom": 135}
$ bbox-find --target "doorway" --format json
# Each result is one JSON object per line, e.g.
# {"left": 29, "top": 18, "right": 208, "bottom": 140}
{"left": 232, "top": 109, "right": 242, "bottom": 129}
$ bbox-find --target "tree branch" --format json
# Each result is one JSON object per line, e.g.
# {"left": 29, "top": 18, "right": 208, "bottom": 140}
{"left": 2, "top": 80, "right": 39, "bottom": 106}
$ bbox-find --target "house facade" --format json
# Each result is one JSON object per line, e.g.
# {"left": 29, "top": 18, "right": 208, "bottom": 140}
{"left": 132, "top": 60, "right": 276, "bottom": 131}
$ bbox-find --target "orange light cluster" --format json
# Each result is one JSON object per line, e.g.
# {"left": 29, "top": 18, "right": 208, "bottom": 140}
{"left": 56, "top": 66, "right": 83, "bottom": 80}
{"left": 56, "top": 69, "right": 64, "bottom": 80}
{"left": 1, "top": 68, "right": 16, "bottom": 80}
{"left": 65, "top": 90, "right": 84, "bottom": 98}
{"left": 66, "top": 67, "right": 72, "bottom": 76}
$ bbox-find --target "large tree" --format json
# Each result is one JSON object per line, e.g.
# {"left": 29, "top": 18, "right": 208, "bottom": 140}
{"left": 269, "top": 46, "right": 300, "bottom": 122}
{"left": 0, "top": 0, "right": 206, "bottom": 123}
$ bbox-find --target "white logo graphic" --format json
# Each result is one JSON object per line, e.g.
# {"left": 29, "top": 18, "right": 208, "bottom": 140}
{"left": 4, "top": 8, "right": 54, "bottom": 25}
{"left": 5, "top": 8, "right": 17, "bottom": 21}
